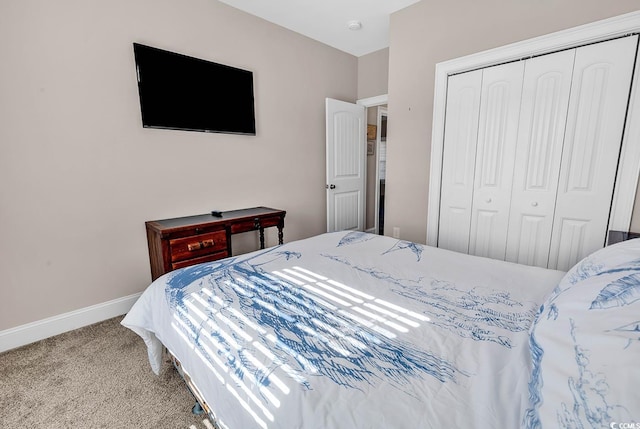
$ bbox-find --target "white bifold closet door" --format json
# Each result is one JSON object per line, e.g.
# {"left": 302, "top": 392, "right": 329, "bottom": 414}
{"left": 438, "top": 35, "right": 638, "bottom": 269}
{"left": 548, "top": 36, "right": 639, "bottom": 271}
{"left": 468, "top": 61, "right": 524, "bottom": 260}
{"left": 438, "top": 70, "right": 482, "bottom": 254}
{"left": 504, "top": 49, "right": 575, "bottom": 267}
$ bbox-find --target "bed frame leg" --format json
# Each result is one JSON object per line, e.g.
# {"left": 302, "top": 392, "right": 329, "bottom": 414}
{"left": 192, "top": 402, "right": 205, "bottom": 415}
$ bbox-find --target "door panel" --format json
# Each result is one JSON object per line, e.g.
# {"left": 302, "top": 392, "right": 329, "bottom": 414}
{"left": 553, "top": 218, "right": 589, "bottom": 271}
{"left": 549, "top": 36, "right": 638, "bottom": 270}
{"left": 333, "top": 192, "right": 360, "bottom": 231}
{"left": 471, "top": 209, "right": 500, "bottom": 257}
{"left": 438, "top": 70, "right": 483, "bottom": 253}
{"left": 469, "top": 61, "right": 524, "bottom": 260}
{"left": 326, "top": 98, "right": 366, "bottom": 232}
{"left": 511, "top": 214, "right": 547, "bottom": 266}
{"left": 505, "top": 49, "right": 575, "bottom": 267}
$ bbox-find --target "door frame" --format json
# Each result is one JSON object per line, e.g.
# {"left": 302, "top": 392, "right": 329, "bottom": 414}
{"left": 426, "top": 11, "right": 640, "bottom": 247}
{"left": 357, "top": 94, "right": 389, "bottom": 234}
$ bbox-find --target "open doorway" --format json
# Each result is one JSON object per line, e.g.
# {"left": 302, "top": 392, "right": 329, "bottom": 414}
{"left": 365, "top": 105, "right": 387, "bottom": 235}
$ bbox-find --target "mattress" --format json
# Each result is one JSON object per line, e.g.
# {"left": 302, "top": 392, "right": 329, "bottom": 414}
{"left": 122, "top": 231, "right": 565, "bottom": 429}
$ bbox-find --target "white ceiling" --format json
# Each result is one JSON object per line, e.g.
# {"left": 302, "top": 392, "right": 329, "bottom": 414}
{"left": 218, "top": 0, "right": 422, "bottom": 57}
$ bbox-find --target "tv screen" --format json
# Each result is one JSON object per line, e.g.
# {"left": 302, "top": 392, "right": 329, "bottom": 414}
{"left": 133, "top": 43, "right": 256, "bottom": 135}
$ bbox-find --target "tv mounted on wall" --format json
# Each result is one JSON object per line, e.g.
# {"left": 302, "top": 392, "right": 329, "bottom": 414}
{"left": 133, "top": 43, "right": 256, "bottom": 135}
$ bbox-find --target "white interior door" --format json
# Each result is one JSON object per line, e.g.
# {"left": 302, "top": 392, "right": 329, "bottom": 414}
{"left": 326, "top": 98, "right": 366, "bottom": 232}
{"left": 505, "top": 49, "right": 575, "bottom": 267}
{"left": 438, "top": 69, "right": 482, "bottom": 253}
{"left": 468, "top": 61, "right": 524, "bottom": 260}
{"left": 549, "top": 35, "right": 639, "bottom": 271}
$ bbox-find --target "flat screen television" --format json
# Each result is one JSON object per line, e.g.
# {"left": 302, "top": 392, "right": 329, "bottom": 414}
{"left": 133, "top": 43, "right": 256, "bottom": 135}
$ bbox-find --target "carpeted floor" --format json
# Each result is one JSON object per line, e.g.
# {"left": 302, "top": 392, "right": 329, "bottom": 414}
{"left": 0, "top": 316, "right": 210, "bottom": 428}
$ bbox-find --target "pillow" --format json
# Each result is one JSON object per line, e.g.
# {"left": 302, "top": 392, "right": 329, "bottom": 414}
{"left": 524, "top": 238, "right": 640, "bottom": 429}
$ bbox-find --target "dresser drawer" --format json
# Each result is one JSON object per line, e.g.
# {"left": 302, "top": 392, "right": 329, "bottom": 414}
{"left": 172, "top": 250, "right": 229, "bottom": 270}
{"left": 230, "top": 215, "right": 282, "bottom": 234}
{"left": 230, "top": 219, "right": 260, "bottom": 234}
{"left": 169, "top": 230, "right": 228, "bottom": 263}
{"left": 258, "top": 216, "right": 282, "bottom": 228}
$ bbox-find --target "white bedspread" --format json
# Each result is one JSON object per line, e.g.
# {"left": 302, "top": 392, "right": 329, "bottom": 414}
{"left": 122, "top": 232, "right": 565, "bottom": 429}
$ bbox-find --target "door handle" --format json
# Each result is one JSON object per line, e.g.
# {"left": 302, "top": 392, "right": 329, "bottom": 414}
{"left": 326, "top": 184, "right": 336, "bottom": 189}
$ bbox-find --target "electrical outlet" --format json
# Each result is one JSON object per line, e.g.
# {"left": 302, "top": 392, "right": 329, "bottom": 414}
{"left": 392, "top": 227, "right": 400, "bottom": 239}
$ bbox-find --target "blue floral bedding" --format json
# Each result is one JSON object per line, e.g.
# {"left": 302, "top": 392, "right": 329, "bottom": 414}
{"left": 123, "top": 231, "right": 565, "bottom": 429}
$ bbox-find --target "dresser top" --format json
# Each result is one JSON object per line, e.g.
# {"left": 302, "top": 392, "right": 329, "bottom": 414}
{"left": 146, "top": 206, "right": 285, "bottom": 231}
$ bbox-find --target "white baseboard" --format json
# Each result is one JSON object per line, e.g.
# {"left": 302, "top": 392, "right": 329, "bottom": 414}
{"left": 0, "top": 293, "right": 142, "bottom": 353}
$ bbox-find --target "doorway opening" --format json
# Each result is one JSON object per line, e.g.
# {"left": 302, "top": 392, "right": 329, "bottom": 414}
{"left": 365, "top": 106, "right": 387, "bottom": 235}
{"left": 357, "top": 94, "right": 388, "bottom": 236}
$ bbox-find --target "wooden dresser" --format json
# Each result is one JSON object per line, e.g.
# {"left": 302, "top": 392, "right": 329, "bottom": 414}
{"left": 146, "top": 206, "right": 286, "bottom": 281}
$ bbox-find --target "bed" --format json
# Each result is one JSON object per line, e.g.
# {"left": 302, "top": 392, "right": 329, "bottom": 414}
{"left": 122, "top": 231, "right": 640, "bottom": 428}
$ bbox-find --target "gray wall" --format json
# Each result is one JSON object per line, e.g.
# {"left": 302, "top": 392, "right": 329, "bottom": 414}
{"left": 0, "top": 0, "right": 357, "bottom": 330}
{"left": 358, "top": 48, "right": 389, "bottom": 99}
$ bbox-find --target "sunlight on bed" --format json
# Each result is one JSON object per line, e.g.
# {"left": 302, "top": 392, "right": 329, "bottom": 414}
{"left": 170, "top": 264, "right": 430, "bottom": 429}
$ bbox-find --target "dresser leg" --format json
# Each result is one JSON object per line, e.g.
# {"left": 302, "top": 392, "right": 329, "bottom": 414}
{"left": 259, "top": 228, "right": 265, "bottom": 249}
{"left": 278, "top": 225, "right": 284, "bottom": 245}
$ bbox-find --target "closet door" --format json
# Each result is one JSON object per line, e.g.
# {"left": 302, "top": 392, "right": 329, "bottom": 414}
{"left": 549, "top": 35, "right": 639, "bottom": 271}
{"left": 468, "top": 61, "right": 524, "bottom": 260}
{"left": 505, "top": 50, "right": 575, "bottom": 267}
{"left": 438, "top": 70, "right": 482, "bottom": 253}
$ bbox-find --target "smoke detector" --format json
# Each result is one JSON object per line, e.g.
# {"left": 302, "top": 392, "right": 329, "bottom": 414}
{"left": 347, "top": 20, "right": 362, "bottom": 31}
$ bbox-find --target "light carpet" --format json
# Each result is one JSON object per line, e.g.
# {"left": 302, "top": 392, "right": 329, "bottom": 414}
{"left": 0, "top": 316, "right": 206, "bottom": 428}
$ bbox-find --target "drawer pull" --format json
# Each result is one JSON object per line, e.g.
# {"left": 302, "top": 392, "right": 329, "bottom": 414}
{"left": 188, "top": 239, "right": 215, "bottom": 251}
